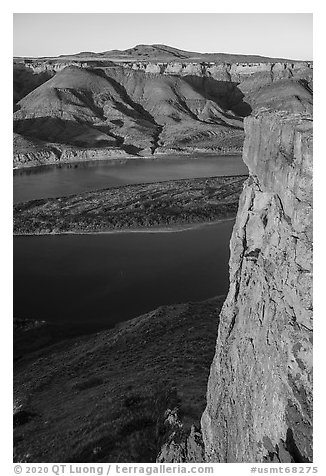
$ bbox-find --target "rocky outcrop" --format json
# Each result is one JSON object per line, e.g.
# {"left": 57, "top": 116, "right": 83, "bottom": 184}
{"left": 13, "top": 141, "right": 133, "bottom": 169}
{"left": 201, "top": 109, "right": 313, "bottom": 462}
{"left": 16, "top": 59, "right": 115, "bottom": 73}
{"left": 157, "top": 410, "right": 205, "bottom": 463}
{"left": 18, "top": 58, "right": 312, "bottom": 83}
{"left": 123, "top": 61, "right": 312, "bottom": 83}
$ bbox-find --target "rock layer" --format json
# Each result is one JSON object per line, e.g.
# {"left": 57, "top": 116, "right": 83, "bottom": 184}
{"left": 13, "top": 55, "right": 312, "bottom": 168}
{"left": 201, "top": 109, "right": 313, "bottom": 462}
{"left": 121, "top": 61, "right": 312, "bottom": 83}
{"left": 18, "top": 59, "right": 312, "bottom": 82}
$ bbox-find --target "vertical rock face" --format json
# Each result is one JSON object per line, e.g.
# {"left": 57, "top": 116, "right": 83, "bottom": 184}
{"left": 201, "top": 109, "right": 313, "bottom": 462}
{"left": 20, "top": 59, "right": 313, "bottom": 83}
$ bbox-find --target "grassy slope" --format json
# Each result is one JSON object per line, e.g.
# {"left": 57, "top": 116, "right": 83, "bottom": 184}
{"left": 14, "top": 297, "right": 224, "bottom": 463}
{"left": 14, "top": 175, "right": 246, "bottom": 234}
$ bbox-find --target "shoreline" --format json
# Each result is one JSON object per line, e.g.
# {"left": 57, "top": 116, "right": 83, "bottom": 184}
{"left": 13, "top": 150, "right": 243, "bottom": 172}
{"left": 14, "top": 176, "right": 245, "bottom": 237}
{"left": 13, "top": 217, "right": 236, "bottom": 237}
{"left": 14, "top": 173, "right": 248, "bottom": 205}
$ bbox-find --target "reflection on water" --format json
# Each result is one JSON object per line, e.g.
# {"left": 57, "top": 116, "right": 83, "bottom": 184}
{"left": 14, "top": 221, "right": 234, "bottom": 329}
{"left": 13, "top": 155, "right": 248, "bottom": 203}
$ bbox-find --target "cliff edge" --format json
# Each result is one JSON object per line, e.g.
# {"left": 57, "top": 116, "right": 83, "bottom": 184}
{"left": 201, "top": 109, "right": 313, "bottom": 462}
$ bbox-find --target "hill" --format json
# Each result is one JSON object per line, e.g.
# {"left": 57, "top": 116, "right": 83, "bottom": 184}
{"left": 13, "top": 45, "right": 313, "bottom": 168}
{"left": 14, "top": 65, "right": 246, "bottom": 160}
{"left": 14, "top": 297, "right": 223, "bottom": 462}
{"left": 16, "top": 43, "right": 305, "bottom": 63}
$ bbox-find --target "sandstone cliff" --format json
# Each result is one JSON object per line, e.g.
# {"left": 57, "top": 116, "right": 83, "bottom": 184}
{"left": 18, "top": 58, "right": 313, "bottom": 84}
{"left": 121, "top": 61, "right": 312, "bottom": 82}
{"left": 201, "top": 109, "right": 313, "bottom": 462}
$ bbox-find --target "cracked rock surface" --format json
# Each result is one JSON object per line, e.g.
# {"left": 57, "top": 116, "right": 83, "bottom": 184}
{"left": 201, "top": 109, "right": 313, "bottom": 463}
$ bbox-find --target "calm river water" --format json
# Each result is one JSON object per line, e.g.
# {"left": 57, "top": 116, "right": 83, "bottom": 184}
{"left": 13, "top": 155, "right": 247, "bottom": 203}
{"left": 14, "top": 155, "right": 246, "bottom": 328}
{"left": 13, "top": 221, "right": 234, "bottom": 328}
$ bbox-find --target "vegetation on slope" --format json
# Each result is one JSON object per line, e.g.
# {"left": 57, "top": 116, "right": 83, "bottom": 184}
{"left": 14, "top": 297, "right": 224, "bottom": 463}
{"left": 14, "top": 175, "right": 246, "bottom": 234}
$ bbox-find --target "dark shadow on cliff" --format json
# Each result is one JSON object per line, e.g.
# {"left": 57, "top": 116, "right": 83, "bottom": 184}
{"left": 182, "top": 75, "right": 252, "bottom": 118}
{"left": 285, "top": 428, "right": 311, "bottom": 463}
{"left": 13, "top": 64, "right": 54, "bottom": 104}
{"left": 92, "top": 67, "right": 249, "bottom": 125}
{"left": 14, "top": 117, "right": 116, "bottom": 147}
{"left": 14, "top": 69, "right": 250, "bottom": 155}
{"left": 88, "top": 67, "right": 161, "bottom": 126}
{"left": 13, "top": 117, "right": 143, "bottom": 155}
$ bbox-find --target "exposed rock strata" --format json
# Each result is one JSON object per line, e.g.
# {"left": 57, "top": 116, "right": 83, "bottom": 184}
{"left": 13, "top": 56, "right": 312, "bottom": 168}
{"left": 13, "top": 132, "right": 135, "bottom": 169}
{"left": 122, "top": 61, "right": 312, "bottom": 83}
{"left": 18, "top": 58, "right": 312, "bottom": 83}
{"left": 201, "top": 109, "right": 313, "bottom": 462}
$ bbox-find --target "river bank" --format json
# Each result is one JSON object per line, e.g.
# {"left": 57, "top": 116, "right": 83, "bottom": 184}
{"left": 14, "top": 217, "right": 236, "bottom": 236}
{"left": 13, "top": 148, "right": 243, "bottom": 170}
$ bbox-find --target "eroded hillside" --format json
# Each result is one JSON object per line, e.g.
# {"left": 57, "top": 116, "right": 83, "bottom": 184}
{"left": 13, "top": 49, "right": 313, "bottom": 168}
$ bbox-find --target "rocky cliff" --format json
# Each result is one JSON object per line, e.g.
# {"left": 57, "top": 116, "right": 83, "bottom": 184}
{"left": 17, "top": 58, "right": 313, "bottom": 83}
{"left": 201, "top": 109, "right": 313, "bottom": 462}
{"left": 121, "top": 61, "right": 312, "bottom": 82}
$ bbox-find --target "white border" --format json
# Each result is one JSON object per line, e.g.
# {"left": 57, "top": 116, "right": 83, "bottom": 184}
{"left": 2, "top": 2, "right": 323, "bottom": 474}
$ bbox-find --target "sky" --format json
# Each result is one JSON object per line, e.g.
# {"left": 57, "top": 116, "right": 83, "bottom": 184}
{"left": 13, "top": 13, "right": 313, "bottom": 60}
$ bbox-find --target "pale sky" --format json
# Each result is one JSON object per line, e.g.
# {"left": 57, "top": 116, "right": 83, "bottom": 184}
{"left": 13, "top": 13, "right": 312, "bottom": 60}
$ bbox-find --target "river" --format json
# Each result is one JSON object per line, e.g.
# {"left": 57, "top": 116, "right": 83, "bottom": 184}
{"left": 13, "top": 154, "right": 247, "bottom": 203}
{"left": 13, "top": 221, "right": 234, "bottom": 329}
{"left": 14, "top": 155, "right": 246, "bottom": 329}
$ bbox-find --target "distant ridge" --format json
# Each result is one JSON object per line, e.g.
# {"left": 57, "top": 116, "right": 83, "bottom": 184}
{"left": 14, "top": 43, "right": 307, "bottom": 63}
